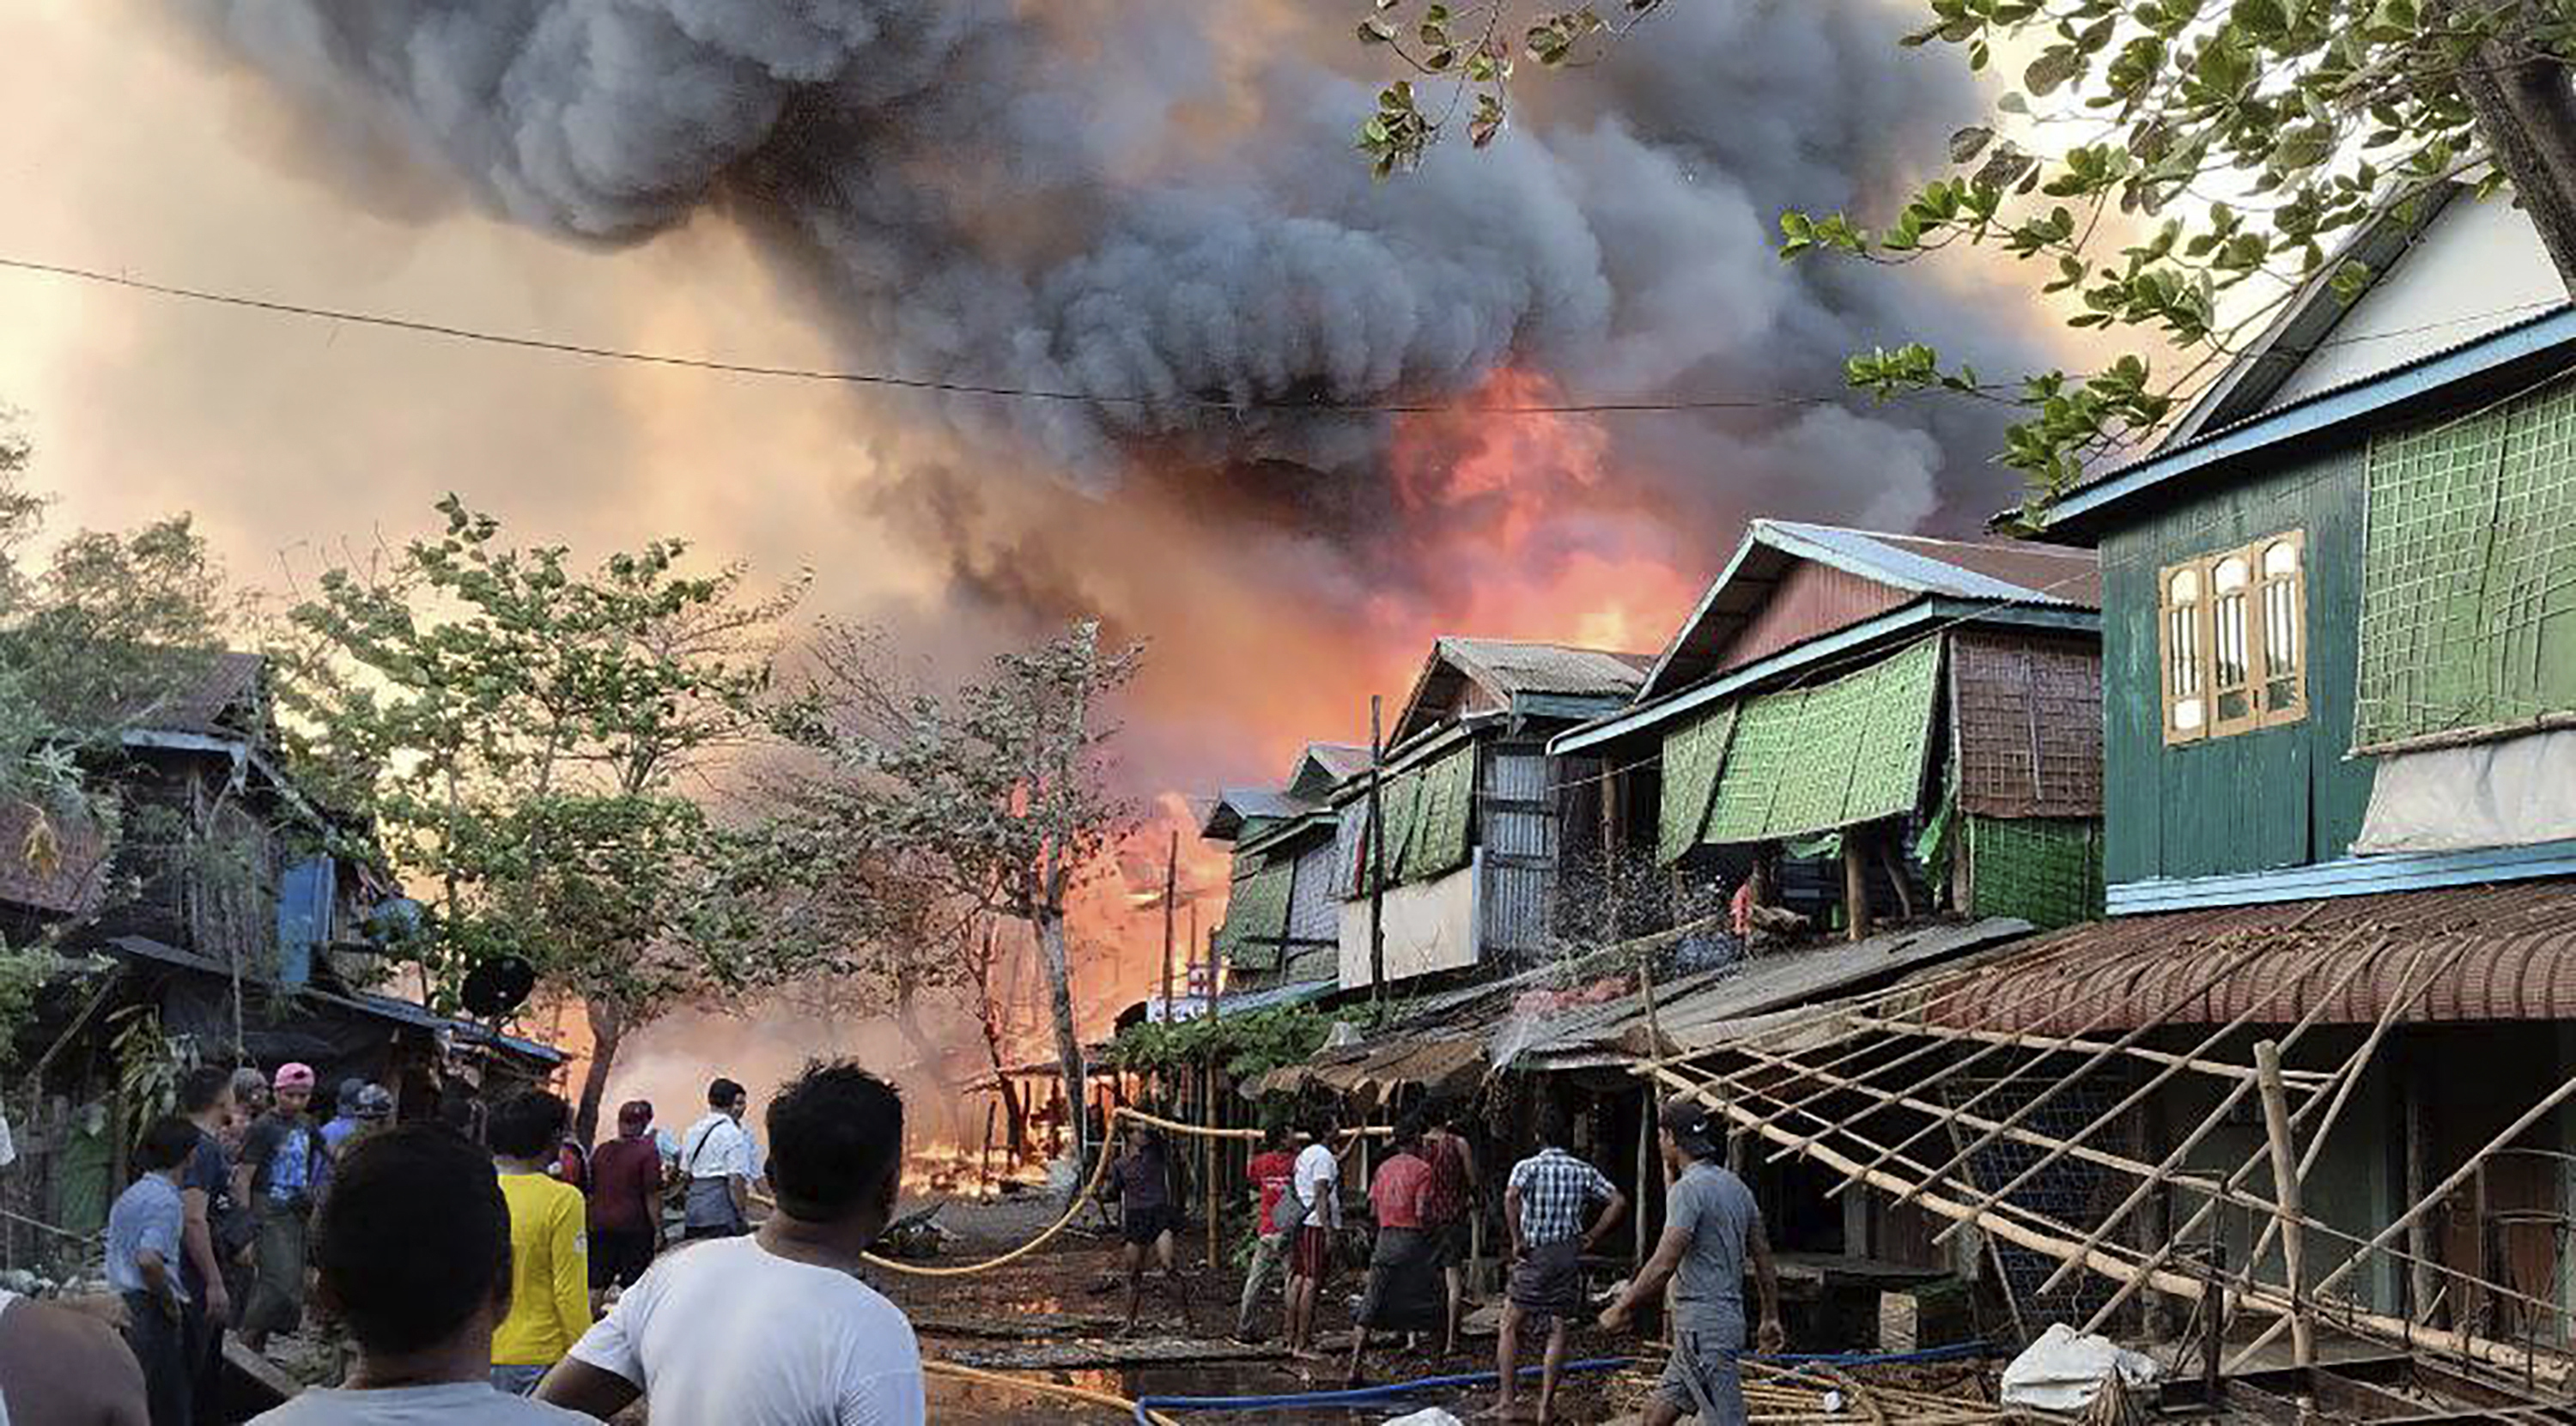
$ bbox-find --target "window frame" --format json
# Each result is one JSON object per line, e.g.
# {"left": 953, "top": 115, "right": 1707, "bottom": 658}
{"left": 2158, "top": 527, "right": 2307, "bottom": 745}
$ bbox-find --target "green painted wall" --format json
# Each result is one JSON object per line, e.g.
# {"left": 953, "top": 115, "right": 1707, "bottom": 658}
{"left": 2099, "top": 445, "right": 2381, "bottom": 883}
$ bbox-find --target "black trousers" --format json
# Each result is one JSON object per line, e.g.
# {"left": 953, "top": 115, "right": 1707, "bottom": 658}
{"left": 124, "top": 1291, "right": 192, "bottom": 1426}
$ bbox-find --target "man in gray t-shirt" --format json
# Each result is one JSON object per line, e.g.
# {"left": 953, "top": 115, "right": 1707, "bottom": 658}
{"left": 1600, "top": 1097, "right": 1783, "bottom": 1426}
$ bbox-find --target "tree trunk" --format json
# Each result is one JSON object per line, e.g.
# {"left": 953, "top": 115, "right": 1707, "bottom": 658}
{"left": 574, "top": 997, "right": 625, "bottom": 1149}
{"left": 2446, "top": 3, "right": 2576, "bottom": 286}
{"left": 981, "top": 1011, "right": 1030, "bottom": 1156}
{"left": 890, "top": 985, "right": 962, "bottom": 1144}
{"left": 1035, "top": 893, "right": 1087, "bottom": 1180}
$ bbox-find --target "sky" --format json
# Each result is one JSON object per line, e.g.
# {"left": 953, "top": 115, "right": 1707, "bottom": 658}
{"left": 1, "top": 0, "right": 2089, "bottom": 1063}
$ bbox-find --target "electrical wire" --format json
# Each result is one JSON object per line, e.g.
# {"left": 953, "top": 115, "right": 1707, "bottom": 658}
{"left": 3, "top": 251, "right": 2559, "bottom": 416}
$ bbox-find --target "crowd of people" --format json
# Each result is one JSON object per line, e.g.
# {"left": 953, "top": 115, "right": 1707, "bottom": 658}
{"left": 2, "top": 1060, "right": 925, "bottom": 1426}
{"left": 1221, "top": 1096, "right": 1783, "bottom": 1425}
{"left": 13, "top": 1055, "right": 1787, "bottom": 1426}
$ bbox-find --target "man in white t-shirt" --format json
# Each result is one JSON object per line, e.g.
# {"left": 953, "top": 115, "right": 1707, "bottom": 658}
{"left": 1285, "top": 1110, "right": 1346, "bottom": 1360}
{"left": 538, "top": 1063, "right": 924, "bottom": 1425}
{"left": 677, "top": 1077, "right": 762, "bottom": 1240}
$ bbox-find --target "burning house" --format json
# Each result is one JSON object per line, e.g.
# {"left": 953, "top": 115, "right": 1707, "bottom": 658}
{"left": 1200, "top": 742, "right": 1369, "bottom": 995}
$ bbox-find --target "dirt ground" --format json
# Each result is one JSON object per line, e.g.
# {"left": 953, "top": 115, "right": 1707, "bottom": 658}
{"left": 883, "top": 1194, "right": 1643, "bottom": 1424}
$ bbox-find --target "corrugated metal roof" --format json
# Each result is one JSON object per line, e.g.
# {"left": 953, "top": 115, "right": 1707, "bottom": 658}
{"left": 1522, "top": 916, "right": 2035, "bottom": 1064}
{"left": 1642, "top": 520, "right": 2098, "bottom": 701}
{"left": 1391, "top": 639, "right": 1648, "bottom": 744}
{"left": 1923, "top": 879, "right": 2576, "bottom": 1033}
{"left": 120, "top": 650, "right": 265, "bottom": 737}
{"left": 1299, "top": 743, "right": 1371, "bottom": 785}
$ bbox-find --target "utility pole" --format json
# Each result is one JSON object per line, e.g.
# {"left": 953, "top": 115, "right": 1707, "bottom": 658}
{"left": 1160, "top": 828, "right": 1179, "bottom": 1022}
{"left": 1368, "top": 694, "right": 1388, "bottom": 1004}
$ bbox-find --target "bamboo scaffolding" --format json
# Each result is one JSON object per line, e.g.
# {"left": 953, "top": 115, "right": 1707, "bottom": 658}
{"left": 1907, "top": 936, "right": 2319, "bottom": 1223}
{"left": 1753, "top": 938, "right": 2179, "bottom": 1162}
{"left": 2004, "top": 932, "right": 2385, "bottom": 1286}
{"left": 1841, "top": 1015, "right": 2332, "bottom": 1089}
{"left": 1644, "top": 1060, "right": 2571, "bottom": 1383}
{"left": 2078, "top": 938, "right": 2460, "bottom": 1328}
{"left": 1844, "top": 939, "right": 2275, "bottom": 1195}
{"left": 2227, "top": 1062, "right": 2576, "bottom": 1374}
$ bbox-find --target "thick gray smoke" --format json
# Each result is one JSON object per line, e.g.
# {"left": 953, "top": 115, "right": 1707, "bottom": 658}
{"left": 180, "top": 0, "right": 2043, "bottom": 542}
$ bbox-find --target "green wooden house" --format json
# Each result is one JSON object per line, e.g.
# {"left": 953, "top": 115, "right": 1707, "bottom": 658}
{"left": 1981, "top": 186, "right": 2576, "bottom": 1333}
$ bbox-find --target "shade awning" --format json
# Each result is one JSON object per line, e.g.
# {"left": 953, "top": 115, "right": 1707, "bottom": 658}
{"left": 1921, "top": 879, "right": 2576, "bottom": 1033}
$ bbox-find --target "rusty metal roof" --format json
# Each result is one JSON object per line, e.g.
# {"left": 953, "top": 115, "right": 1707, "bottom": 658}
{"left": 1920, "top": 880, "right": 2576, "bottom": 1033}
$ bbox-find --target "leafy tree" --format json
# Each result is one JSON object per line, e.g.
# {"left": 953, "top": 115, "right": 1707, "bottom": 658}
{"left": 283, "top": 497, "right": 815, "bottom": 1143}
{"left": 778, "top": 618, "right": 1142, "bottom": 1171}
{"left": 1358, "top": 1, "right": 2576, "bottom": 513}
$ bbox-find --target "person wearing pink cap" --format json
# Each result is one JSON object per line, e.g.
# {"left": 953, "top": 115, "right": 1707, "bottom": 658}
{"left": 235, "top": 1062, "right": 325, "bottom": 1354}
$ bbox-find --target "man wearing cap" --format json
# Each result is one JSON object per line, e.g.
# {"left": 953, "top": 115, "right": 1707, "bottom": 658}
{"left": 586, "top": 1101, "right": 666, "bottom": 1306}
{"left": 236, "top": 1062, "right": 325, "bottom": 1353}
{"left": 1598, "top": 1097, "right": 1783, "bottom": 1426}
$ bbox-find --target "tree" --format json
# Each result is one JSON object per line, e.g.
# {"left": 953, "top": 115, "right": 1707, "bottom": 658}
{"left": 778, "top": 618, "right": 1142, "bottom": 1173}
{"left": 283, "top": 497, "right": 815, "bottom": 1143}
{"left": 1357, "top": 1, "right": 2576, "bottom": 513}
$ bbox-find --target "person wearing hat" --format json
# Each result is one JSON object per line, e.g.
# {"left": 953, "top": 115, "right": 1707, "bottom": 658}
{"left": 586, "top": 1101, "right": 666, "bottom": 1307}
{"left": 1597, "top": 1096, "right": 1783, "bottom": 1426}
{"left": 235, "top": 1062, "right": 326, "bottom": 1354}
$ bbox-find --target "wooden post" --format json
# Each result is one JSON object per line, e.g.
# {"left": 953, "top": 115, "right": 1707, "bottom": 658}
{"left": 1367, "top": 695, "right": 1388, "bottom": 1004}
{"left": 2255, "top": 1039, "right": 2312, "bottom": 1367}
{"left": 1206, "top": 1057, "right": 1222, "bottom": 1271}
{"left": 1160, "top": 829, "right": 1178, "bottom": 1022}
{"left": 2408, "top": 1071, "right": 2437, "bottom": 1325}
{"left": 1634, "top": 1089, "right": 1653, "bottom": 1269}
{"left": 981, "top": 1101, "right": 998, "bottom": 1188}
{"left": 1840, "top": 830, "right": 1873, "bottom": 943}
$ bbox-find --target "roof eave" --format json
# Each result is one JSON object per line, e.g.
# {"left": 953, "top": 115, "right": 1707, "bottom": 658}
{"left": 2022, "top": 304, "right": 2576, "bottom": 543}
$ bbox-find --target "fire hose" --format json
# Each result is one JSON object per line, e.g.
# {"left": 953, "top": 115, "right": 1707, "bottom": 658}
{"left": 861, "top": 1104, "right": 1386, "bottom": 1278}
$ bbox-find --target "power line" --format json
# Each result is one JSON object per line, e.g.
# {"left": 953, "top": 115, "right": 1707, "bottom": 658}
{"left": 0, "top": 254, "right": 1832, "bottom": 416}
{"left": 6, "top": 250, "right": 2557, "bottom": 419}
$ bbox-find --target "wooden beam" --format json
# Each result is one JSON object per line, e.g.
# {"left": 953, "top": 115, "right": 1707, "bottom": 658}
{"left": 1645, "top": 1061, "right": 2571, "bottom": 1385}
{"left": 2256, "top": 1039, "right": 2312, "bottom": 1367}
{"left": 1843, "top": 1015, "right": 2334, "bottom": 1089}
{"left": 1841, "top": 832, "right": 1874, "bottom": 943}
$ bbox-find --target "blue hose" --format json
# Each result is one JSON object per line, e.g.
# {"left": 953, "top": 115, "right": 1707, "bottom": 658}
{"left": 1130, "top": 1340, "right": 1997, "bottom": 1419}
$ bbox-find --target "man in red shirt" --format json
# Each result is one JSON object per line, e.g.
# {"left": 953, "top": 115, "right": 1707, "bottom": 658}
{"left": 1346, "top": 1114, "right": 1441, "bottom": 1387}
{"left": 586, "top": 1101, "right": 667, "bottom": 1307}
{"left": 1234, "top": 1123, "right": 1299, "bottom": 1343}
{"left": 1420, "top": 1106, "right": 1479, "bottom": 1357}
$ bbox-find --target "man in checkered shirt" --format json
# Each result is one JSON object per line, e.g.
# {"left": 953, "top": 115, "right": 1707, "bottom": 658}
{"left": 1491, "top": 1107, "right": 1627, "bottom": 1424}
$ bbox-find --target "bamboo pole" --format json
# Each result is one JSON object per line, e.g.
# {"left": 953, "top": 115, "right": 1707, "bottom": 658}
{"left": 1817, "top": 938, "right": 2271, "bottom": 1186}
{"left": 2255, "top": 1039, "right": 2312, "bottom": 1367}
{"left": 1645, "top": 1061, "right": 2570, "bottom": 1383}
{"left": 1366, "top": 695, "right": 1387, "bottom": 1004}
{"left": 1841, "top": 1015, "right": 2333, "bottom": 1089}
{"left": 2081, "top": 938, "right": 2459, "bottom": 1330}
{"left": 2227, "top": 1062, "right": 2576, "bottom": 1373}
{"left": 1995, "top": 933, "right": 2379, "bottom": 1273}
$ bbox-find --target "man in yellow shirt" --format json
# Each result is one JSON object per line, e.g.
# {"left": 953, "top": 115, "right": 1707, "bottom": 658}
{"left": 489, "top": 1091, "right": 592, "bottom": 1395}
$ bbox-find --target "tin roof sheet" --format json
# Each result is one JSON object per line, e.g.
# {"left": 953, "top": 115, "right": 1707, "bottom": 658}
{"left": 1921, "top": 879, "right": 2576, "bottom": 1032}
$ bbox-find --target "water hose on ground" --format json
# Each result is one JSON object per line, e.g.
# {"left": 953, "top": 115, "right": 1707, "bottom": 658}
{"left": 1126, "top": 1344, "right": 2001, "bottom": 1420}
{"left": 924, "top": 1358, "right": 1183, "bottom": 1425}
{"left": 862, "top": 1105, "right": 1383, "bottom": 1277}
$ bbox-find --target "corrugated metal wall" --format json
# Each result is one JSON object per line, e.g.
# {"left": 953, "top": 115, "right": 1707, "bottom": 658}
{"left": 1286, "top": 840, "right": 1340, "bottom": 944}
{"left": 1480, "top": 744, "right": 1558, "bottom": 956}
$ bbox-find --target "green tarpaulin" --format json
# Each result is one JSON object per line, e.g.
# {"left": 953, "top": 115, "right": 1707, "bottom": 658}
{"left": 2358, "top": 375, "right": 2576, "bottom": 749}
{"left": 1700, "top": 638, "right": 1943, "bottom": 846}
{"left": 1656, "top": 704, "right": 1736, "bottom": 865}
{"left": 1966, "top": 815, "right": 2103, "bottom": 931}
{"left": 1400, "top": 746, "right": 1477, "bottom": 883}
{"left": 1212, "top": 859, "right": 1296, "bottom": 968}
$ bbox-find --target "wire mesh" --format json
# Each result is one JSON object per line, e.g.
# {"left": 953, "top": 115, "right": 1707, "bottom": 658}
{"left": 2357, "top": 377, "right": 2576, "bottom": 749}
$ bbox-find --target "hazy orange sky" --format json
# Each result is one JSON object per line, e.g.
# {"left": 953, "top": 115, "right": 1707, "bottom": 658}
{"left": 3, "top": 0, "right": 2100, "bottom": 1037}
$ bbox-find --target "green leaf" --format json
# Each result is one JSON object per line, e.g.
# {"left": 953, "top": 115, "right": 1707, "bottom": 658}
{"left": 2025, "top": 45, "right": 2081, "bottom": 96}
{"left": 1949, "top": 124, "right": 1996, "bottom": 163}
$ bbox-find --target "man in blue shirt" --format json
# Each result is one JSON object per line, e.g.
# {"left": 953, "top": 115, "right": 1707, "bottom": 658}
{"left": 110, "top": 1116, "right": 198, "bottom": 1426}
